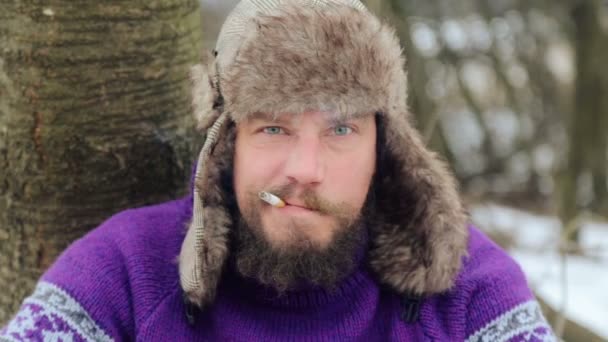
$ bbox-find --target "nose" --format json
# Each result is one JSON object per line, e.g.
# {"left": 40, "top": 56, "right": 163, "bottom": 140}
{"left": 283, "top": 136, "right": 325, "bottom": 186}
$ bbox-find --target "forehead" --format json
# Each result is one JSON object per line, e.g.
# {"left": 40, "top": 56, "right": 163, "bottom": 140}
{"left": 243, "top": 111, "right": 374, "bottom": 125}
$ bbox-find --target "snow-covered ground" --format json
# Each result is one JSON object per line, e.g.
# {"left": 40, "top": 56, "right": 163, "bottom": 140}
{"left": 471, "top": 204, "right": 608, "bottom": 340}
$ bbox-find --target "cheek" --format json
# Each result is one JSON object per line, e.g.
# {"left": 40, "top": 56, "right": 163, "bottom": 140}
{"left": 326, "top": 151, "right": 376, "bottom": 209}
{"left": 233, "top": 146, "right": 255, "bottom": 203}
{"left": 233, "top": 139, "right": 280, "bottom": 201}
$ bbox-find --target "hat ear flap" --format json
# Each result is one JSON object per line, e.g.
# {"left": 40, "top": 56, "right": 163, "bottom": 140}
{"left": 180, "top": 114, "right": 235, "bottom": 308}
{"left": 191, "top": 51, "right": 223, "bottom": 132}
{"left": 368, "top": 114, "right": 469, "bottom": 296}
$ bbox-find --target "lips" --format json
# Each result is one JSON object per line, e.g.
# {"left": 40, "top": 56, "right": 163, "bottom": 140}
{"left": 285, "top": 202, "right": 311, "bottom": 210}
{"left": 282, "top": 200, "right": 316, "bottom": 212}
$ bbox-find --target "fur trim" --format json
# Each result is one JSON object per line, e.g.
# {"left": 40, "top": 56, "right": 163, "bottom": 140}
{"left": 180, "top": 116, "right": 234, "bottom": 308}
{"left": 369, "top": 114, "right": 468, "bottom": 295}
{"left": 182, "top": 3, "right": 469, "bottom": 308}
{"left": 222, "top": 5, "right": 407, "bottom": 122}
{"left": 190, "top": 51, "right": 222, "bottom": 132}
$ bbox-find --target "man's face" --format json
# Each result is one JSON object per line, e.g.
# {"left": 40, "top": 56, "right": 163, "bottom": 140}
{"left": 233, "top": 111, "right": 377, "bottom": 252}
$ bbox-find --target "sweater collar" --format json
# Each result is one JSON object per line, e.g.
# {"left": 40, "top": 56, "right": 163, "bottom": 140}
{"left": 221, "top": 267, "right": 377, "bottom": 310}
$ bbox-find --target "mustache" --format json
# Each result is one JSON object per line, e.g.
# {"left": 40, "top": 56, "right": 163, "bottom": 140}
{"left": 254, "top": 183, "right": 355, "bottom": 218}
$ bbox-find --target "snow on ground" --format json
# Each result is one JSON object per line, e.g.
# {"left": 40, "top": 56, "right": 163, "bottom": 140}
{"left": 471, "top": 204, "right": 608, "bottom": 340}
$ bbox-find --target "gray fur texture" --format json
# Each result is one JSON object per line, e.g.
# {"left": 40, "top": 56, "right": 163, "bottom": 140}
{"left": 183, "top": 4, "right": 469, "bottom": 308}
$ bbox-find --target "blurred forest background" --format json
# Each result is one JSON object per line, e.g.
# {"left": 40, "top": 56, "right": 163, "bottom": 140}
{"left": 1, "top": 0, "right": 607, "bottom": 340}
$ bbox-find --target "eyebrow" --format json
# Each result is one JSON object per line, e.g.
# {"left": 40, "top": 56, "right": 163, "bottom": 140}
{"left": 247, "top": 111, "right": 372, "bottom": 125}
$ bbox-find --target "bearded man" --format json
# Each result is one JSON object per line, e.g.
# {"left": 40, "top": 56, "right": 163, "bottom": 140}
{"left": 1, "top": 0, "right": 555, "bottom": 341}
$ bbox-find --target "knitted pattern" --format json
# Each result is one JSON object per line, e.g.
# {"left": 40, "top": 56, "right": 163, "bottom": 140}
{"left": 0, "top": 283, "right": 111, "bottom": 342}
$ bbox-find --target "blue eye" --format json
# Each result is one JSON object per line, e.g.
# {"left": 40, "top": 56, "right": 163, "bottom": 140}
{"left": 333, "top": 125, "right": 353, "bottom": 135}
{"left": 263, "top": 126, "right": 284, "bottom": 135}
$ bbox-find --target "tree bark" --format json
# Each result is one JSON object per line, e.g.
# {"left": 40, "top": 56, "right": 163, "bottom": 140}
{"left": 0, "top": 0, "right": 202, "bottom": 323}
{"left": 559, "top": 0, "right": 608, "bottom": 243}
{"left": 380, "top": 0, "right": 454, "bottom": 162}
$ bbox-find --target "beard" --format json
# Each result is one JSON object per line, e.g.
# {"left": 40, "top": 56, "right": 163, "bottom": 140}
{"left": 230, "top": 183, "right": 370, "bottom": 294}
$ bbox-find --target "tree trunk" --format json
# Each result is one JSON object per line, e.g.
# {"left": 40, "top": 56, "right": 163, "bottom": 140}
{"left": 559, "top": 0, "right": 608, "bottom": 244}
{"left": 380, "top": 0, "right": 454, "bottom": 162}
{"left": 0, "top": 0, "right": 203, "bottom": 324}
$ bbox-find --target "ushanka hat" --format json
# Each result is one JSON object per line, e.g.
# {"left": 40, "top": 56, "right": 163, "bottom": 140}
{"left": 180, "top": 0, "right": 469, "bottom": 311}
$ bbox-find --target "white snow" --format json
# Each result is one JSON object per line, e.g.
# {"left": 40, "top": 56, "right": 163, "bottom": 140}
{"left": 471, "top": 204, "right": 608, "bottom": 339}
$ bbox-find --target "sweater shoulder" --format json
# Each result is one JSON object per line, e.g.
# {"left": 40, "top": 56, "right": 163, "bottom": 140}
{"left": 457, "top": 226, "right": 535, "bottom": 311}
{"left": 46, "top": 195, "right": 192, "bottom": 283}
{"left": 447, "top": 226, "right": 554, "bottom": 341}
{"left": 462, "top": 226, "right": 530, "bottom": 287}
{"left": 418, "top": 226, "right": 555, "bottom": 341}
{"left": 39, "top": 196, "right": 193, "bottom": 340}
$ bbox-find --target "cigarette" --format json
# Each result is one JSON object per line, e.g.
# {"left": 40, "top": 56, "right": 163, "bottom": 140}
{"left": 258, "top": 191, "right": 286, "bottom": 208}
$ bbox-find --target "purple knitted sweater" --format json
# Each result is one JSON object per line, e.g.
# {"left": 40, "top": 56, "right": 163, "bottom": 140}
{"left": 1, "top": 194, "right": 554, "bottom": 341}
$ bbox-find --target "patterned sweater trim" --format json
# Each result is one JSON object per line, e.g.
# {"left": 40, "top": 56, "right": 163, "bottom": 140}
{"left": 0, "top": 281, "right": 112, "bottom": 342}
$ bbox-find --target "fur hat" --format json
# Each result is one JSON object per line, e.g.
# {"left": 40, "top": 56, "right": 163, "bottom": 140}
{"left": 180, "top": 0, "right": 469, "bottom": 310}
